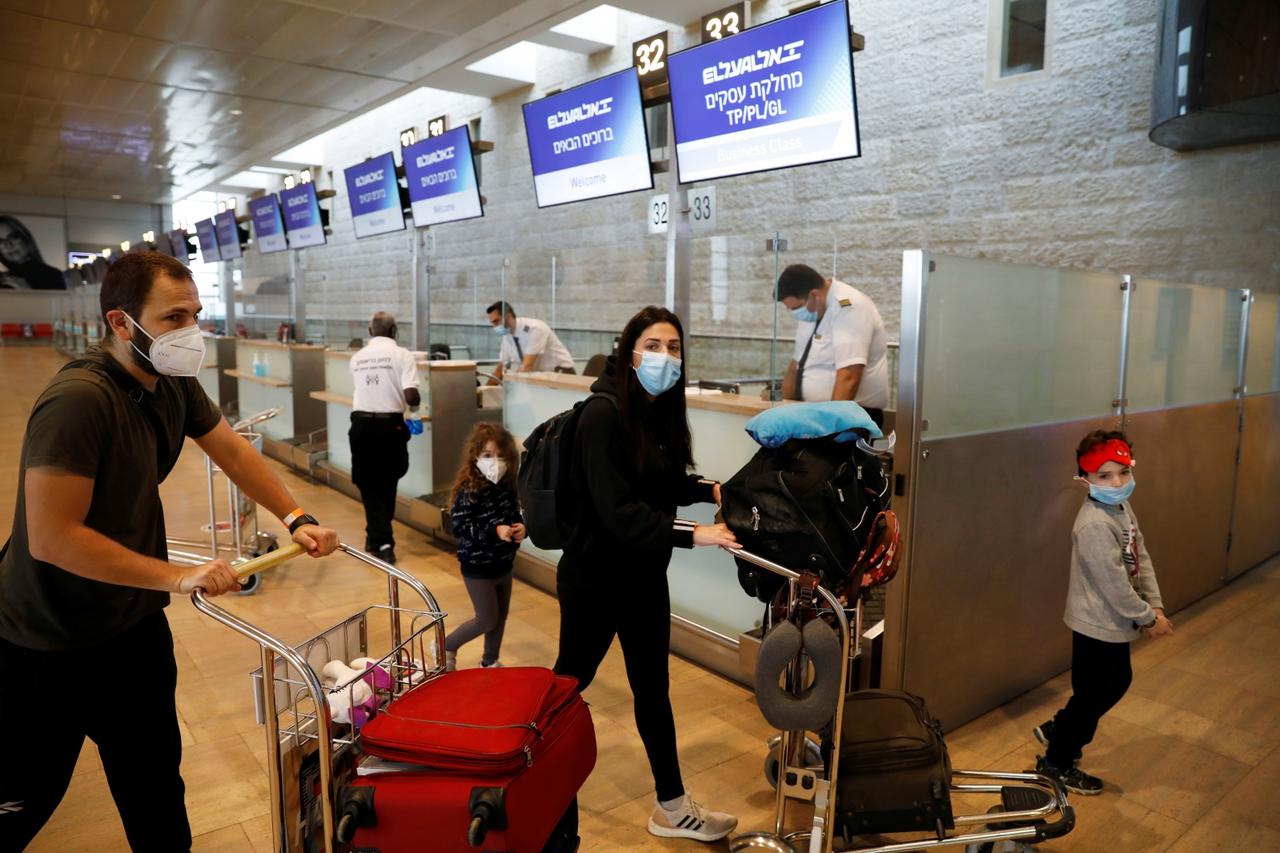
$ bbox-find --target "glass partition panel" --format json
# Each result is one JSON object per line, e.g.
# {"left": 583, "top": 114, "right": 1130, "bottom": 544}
{"left": 920, "top": 255, "right": 1124, "bottom": 438}
{"left": 687, "top": 231, "right": 778, "bottom": 393}
{"left": 1126, "top": 281, "right": 1246, "bottom": 411}
{"left": 549, "top": 241, "right": 667, "bottom": 368}
{"left": 1245, "top": 292, "right": 1280, "bottom": 395}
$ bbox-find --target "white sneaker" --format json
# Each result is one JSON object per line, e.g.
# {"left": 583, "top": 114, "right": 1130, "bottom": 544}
{"left": 481, "top": 659, "right": 503, "bottom": 668}
{"left": 445, "top": 651, "right": 457, "bottom": 672}
{"left": 647, "top": 793, "right": 737, "bottom": 842}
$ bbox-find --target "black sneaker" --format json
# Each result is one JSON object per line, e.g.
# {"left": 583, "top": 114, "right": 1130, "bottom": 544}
{"left": 377, "top": 544, "right": 397, "bottom": 565}
{"left": 1036, "top": 755, "right": 1103, "bottom": 796}
{"left": 1033, "top": 719, "right": 1056, "bottom": 748}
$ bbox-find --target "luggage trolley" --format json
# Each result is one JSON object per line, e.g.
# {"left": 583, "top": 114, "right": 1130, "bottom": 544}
{"left": 729, "top": 548, "right": 1076, "bottom": 853}
{"left": 168, "top": 407, "right": 285, "bottom": 593}
{"left": 191, "top": 543, "right": 447, "bottom": 853}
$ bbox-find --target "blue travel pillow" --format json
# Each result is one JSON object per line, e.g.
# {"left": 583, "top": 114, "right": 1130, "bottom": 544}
{"left": 745, "top": 401, "right": 883, "bottom": 449}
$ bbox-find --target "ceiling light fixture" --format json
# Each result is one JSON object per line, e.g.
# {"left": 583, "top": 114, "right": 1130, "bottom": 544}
{"left": 111, "top": 193, "right": 122, "bottom": 200}
{"left": 229, "top": 109, "right": 244, "bottom": 116}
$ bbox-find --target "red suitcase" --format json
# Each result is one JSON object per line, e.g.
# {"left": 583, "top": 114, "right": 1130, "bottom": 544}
{"left": 341, "top": 667, "right": 595, "bottom": 852}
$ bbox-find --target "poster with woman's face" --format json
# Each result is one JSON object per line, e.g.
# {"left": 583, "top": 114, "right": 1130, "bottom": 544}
{"left": 0, "top": 214, "right": 68, "bottom": 290}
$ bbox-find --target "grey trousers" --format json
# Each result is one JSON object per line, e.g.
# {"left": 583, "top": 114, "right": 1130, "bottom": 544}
{"left": 444, "top": 572, "right": 513, "bottom": 665}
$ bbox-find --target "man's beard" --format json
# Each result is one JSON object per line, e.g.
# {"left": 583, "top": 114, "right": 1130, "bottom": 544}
{"left": 126, "top": 338, "right": 162, "bottom": 377}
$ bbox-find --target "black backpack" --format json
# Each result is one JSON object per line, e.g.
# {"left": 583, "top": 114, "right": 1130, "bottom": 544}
{"left": 720, "top": 434, "right": 890, "bottom": 602}
{"left": 517, "top": 391, "right": 615, "bottom": 549}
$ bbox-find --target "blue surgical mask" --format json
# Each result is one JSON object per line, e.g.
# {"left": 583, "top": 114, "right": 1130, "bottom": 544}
{"left": 492, "top": 325, "right": 508, "bottom": 335}
{"left": 791, "top": 306, "right": 818, "bottom": 324}
{"left": 1087, "top": 479, "right": 1135, "bottom": 506}
{"left": 633, "top": 351, "right": 682, "bottom": 396}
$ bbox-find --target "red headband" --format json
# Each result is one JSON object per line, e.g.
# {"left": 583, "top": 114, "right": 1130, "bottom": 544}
{"left": 1079, "top": 439, "right": 1133, "bottom": 473}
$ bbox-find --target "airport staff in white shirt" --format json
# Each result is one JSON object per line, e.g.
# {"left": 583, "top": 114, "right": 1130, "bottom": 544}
{"left": 486, "top": 301, "right": 575, "bottom": 383}
{"left": 776, "top": 263, "right": 891, "bottom": 427}
{"left": 348, "top": 311, "right": 421, "bottom": 564}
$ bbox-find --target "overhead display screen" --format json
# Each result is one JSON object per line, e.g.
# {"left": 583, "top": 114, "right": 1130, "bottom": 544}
{"left": 249, "top": 195, "right": 288, "bottom": 254}
{"left": 402, "top": 126, "right": 484, "bottom": 227}
{"left": 169, "top": 229, "right": 192, "bottom": 260}
{"left": 343, "top": 152, "right": 407, "bottom": 239}
{"left": 667, "top": 0, "right": 861, "bottom": 183}
{"left": 195, "top": 218, "right": 221, "bottom": 263}
{"left": 521, "top": 67, "right": 652, "bottom": 207}
{"left": 214, "top": 210, "right": 241, "bottom": 259}
{"left": 280, "top": 183, "right": 326, "bottom": 249}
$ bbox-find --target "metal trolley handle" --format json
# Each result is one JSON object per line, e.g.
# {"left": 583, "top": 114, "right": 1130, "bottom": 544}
{"left": 190, "top": 542, "right": 440, "bottom": 853}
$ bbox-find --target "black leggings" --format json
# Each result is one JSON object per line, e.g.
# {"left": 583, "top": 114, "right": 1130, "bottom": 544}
{"left": 1047, "top": 631, "right": 1133, "bottom": 768}
{"left": 0, "top": 612, "right": 190, "bottom": 852}
{"left": 553, "top": 578, "right": 683, "bottom": 802}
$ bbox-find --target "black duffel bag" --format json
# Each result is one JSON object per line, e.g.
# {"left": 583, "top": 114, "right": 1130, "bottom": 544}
{"left": 833, "top": 689, "right": 954, "bottom": 839}
{"left": 720, "top": 434, "right": 890, "bottom": 602}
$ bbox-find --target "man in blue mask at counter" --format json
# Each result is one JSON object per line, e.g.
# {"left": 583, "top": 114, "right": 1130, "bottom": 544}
{"left": 776, "top": 263, "right": 890, "bottom": 428}
{"left": 485, "top": 301, "right": 575, "bottom": 383}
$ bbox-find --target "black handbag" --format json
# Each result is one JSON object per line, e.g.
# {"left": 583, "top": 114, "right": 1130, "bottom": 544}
{"left": 833, "top": 689, "right": 954, "bottom": 838}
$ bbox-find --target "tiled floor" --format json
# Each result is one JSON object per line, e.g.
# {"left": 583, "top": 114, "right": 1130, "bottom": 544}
{"left": 3, "top": 346, "right": 1277, "bottom": 851}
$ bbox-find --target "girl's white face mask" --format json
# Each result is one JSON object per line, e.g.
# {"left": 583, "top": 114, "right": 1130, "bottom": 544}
{"left": 476, "top": 457, "right": 508, "bottom": 484}
{"left": 123, "top": 311, "right": 206, "bottom": 377}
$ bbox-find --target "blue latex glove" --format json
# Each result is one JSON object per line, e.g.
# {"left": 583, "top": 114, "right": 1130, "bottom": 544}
{"left": 404, "top": 416, "right": 424, "bottom": 436}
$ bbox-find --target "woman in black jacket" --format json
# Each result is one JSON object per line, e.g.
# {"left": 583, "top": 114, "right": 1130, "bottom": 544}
{"left": 555, "top": 306, "right": 740, "bottom": 843}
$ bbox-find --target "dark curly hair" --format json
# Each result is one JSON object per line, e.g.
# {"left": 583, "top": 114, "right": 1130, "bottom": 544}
{"left": 450, "top": 422, "right": 520, "bottom": 503}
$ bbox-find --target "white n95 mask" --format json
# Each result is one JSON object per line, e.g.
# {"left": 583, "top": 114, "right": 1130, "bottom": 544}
{"left": 476, "top": 457, "right": 508, "bottom": 484}
{"left": 123, "top": 311, "right": 207, "bottom": 377}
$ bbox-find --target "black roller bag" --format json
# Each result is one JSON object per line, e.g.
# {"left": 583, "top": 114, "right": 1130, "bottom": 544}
{"left": 721, "top": 434, "right": 890, "bottom": 603}
{"left": 833, "top": 689, "right": 954, "bottom": 839}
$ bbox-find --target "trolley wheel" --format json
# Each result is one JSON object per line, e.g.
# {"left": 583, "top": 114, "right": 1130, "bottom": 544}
{"left": 237, "top": 573, "right": 262, "bottom": 595}
{"left": 763, "top": 735, "right": 823, "bottom": 789}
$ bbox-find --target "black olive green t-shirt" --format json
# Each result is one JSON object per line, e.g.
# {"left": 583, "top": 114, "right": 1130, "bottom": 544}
{"left": 0, "top": 347, "right": 223, "bottom": 651}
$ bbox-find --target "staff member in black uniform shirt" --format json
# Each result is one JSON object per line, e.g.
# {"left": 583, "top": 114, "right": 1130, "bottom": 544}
{"left": 0, "top": 252, "right": 339, "bottom": 852}
{"left": 555, "top": 306, "right": 741, "bottom": 844}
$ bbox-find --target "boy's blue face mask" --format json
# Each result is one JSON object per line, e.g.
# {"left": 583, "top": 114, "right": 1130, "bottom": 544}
{"left": 1086, "top": 479, "right": 1136, "bottom": 506}
{"left": 492, "top": 324, "right": 509, "bottom": 335}
{"left": 633, "top": 351, "right": 682, "bottom": 396}
{"left": 791, "top": 305, "right": 818, "bottom": 324}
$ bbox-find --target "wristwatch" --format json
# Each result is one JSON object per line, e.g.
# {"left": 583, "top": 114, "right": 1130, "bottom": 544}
{"left": 283, "top": 508, "right": 320, "bottom": 535}
{"left": 1140, "top": 615, "right": 1158, "bottom": 630}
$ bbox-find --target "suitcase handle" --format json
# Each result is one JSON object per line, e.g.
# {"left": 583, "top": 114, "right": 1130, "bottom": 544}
{"left": 232, "top": 542, "right": 306, "bottom": 580}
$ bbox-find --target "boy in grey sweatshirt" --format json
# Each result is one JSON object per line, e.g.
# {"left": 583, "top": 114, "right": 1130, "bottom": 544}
{"left": 1032, "top": 431, "right": 1173, "bottom": 795}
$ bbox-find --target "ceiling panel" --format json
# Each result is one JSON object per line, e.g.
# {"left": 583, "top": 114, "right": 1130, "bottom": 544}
{"left": 3, "top": 0, "right": 661, "bottom": 204}
{"left": 42, "top": 0, "right": 154, "bottom": 32}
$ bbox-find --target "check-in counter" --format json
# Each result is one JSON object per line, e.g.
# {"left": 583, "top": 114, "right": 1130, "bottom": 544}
{"left": 503, "top": 371, "right": 777, "bottom": 683}
{"left": 197, "top": 336, "right": 238, "bottom": 417}
{"left": 227, "top": 340, "right": 326, "bottom": 464}
{"left": 312, "top": 352, "right": 503, "bottom": 532}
